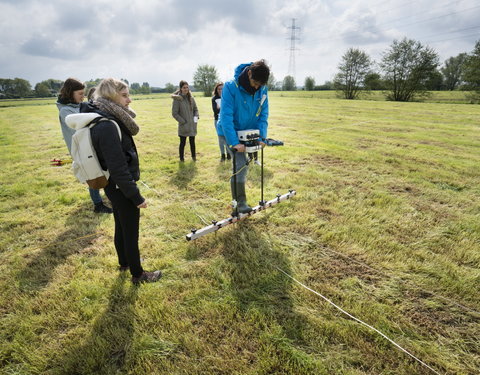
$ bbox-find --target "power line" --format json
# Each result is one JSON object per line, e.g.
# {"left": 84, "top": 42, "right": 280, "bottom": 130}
{"left": 304, "top": 3, "right": 480, "bottom": 46}
{"left": 424, "top": 31, "right": 480, "bottom": 45}
{"left": 412, "top": 25, "right": 480, "bottom": 41}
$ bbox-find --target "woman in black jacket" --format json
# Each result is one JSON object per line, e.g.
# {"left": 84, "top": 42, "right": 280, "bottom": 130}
{"left": 82, "top": 78, "right": 161, "bottom": 285}
{"left": 211, "top": 82, "right": 230, "bottom": 162}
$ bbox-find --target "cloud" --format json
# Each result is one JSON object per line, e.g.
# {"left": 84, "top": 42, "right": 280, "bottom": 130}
{"left": 0, "top": 0, "right": 479, "bottom": 87}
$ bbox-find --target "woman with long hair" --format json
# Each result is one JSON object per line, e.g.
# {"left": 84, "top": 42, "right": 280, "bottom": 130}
{"left": 171, "top": 81, "right": 199, "bottom": 162}
{"left": 56, "top": 78, "right": 112, "bottom": 214}
{"left": 212, "top": 82, "right": 231, "bottom": 162}
{"left": 73, "top": 78, "right": 161, "bottom": 284}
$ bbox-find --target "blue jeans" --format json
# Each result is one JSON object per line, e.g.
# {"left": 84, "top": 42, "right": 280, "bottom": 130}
{"left": 218, "top": 135, "right": 228, "bottom": 155}
{"left": 88, "top": 188, "right": 103, "bottom": 205}
{"left": 215, "top": 121, "right": 228, "bottom": 155}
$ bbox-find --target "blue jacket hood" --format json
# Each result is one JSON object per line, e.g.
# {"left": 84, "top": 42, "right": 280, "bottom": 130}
{"left": 234, "top": 63, "right": 253, "bottom": 81}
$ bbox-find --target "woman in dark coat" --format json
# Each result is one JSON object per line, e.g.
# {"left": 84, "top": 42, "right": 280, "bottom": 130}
{"left": 171, "top": 81, "right": 199, "bottom": 161}
{"left": 212, "top": 82, "right": 230, "bottom": 162}
{"left": 79, "top": 78, "right": 161, "bottom": 284}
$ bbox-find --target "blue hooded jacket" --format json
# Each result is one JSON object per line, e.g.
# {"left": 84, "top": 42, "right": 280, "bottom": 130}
{"left": 217, "top": 63, "right": 269, "bottom": 147}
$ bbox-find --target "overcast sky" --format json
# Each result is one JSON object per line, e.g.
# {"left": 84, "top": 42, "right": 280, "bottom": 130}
{"left": 1, "top": 0, "right": 479, "bottom": 88}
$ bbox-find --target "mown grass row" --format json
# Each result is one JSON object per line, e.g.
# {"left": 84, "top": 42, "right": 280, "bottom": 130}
{"left": 0, "top": 90, "right": 477, "bottom": 108}
{"left": 0, "top": 93, "right": 479, "bottom": 374}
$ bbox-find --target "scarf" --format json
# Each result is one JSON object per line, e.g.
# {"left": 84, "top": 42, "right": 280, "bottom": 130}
{"left": 94, "top": 97, "right": 139, "bottom": 136}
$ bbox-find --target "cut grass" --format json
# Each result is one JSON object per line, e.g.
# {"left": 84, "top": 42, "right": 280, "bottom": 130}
{"left": 0, "top": 92, "right": 479, "bottom": 374}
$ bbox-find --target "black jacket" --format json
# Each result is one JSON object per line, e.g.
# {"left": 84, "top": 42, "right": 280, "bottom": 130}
{"left": 80, "top": 103, "right": 144, "bottom": 206}
{"left": 211, "top": 94, "right": 221, "bottom": 120}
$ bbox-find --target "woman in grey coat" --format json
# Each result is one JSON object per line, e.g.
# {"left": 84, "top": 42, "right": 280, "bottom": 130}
{"left": 171, "top": 80, "right": 199, "bottom": 161}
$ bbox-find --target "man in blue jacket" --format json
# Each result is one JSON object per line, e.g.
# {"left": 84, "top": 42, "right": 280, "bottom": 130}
{"left": 218, "top": 60, "right": 270, "bottom": 214}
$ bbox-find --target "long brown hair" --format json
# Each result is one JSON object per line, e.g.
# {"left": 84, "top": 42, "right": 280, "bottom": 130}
{"left": 58, "top": 78, "right": 85, "bottom": 103}
{"left": 175, "top": 80, "right": 193, "bottom": 108}
{"left": 212, "top": 82, "right": 224, "bottom": 97}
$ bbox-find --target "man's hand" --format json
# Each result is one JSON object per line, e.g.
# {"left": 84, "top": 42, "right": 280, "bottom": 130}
{"left": 260, "top": 141, "right": 266, "bottom": 148}
{"left": 233, "top": 144, "right": 245, "bottom": 152}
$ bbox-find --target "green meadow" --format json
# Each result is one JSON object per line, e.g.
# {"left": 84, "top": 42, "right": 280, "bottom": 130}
{"left": 0, "top": 92, "right": 479, "bottom": 375}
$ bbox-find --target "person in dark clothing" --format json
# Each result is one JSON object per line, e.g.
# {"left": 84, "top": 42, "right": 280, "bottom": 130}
{"left": 211, "top": 82, "right": 230, "bottom": 162}
{"left": 78, "top": 78, "right": 161, "bottom": 284}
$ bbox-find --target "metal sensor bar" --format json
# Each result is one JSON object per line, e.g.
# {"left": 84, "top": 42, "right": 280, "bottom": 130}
{"left": 186, "top": 190, "right": 296, "bottom": 241}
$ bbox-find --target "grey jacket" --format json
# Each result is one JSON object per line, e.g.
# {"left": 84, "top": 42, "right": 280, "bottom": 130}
{"left": 171, "top": 93, "right": 199, "bottom": 137}
{"left": 56, "top": 101, "right": 80, "bottom": 153}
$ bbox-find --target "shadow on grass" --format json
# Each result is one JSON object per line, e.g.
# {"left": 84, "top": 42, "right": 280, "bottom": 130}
{"left": 219, "top": 221, "right": 307, "bottom": 343}
{"left": 17, "top": 201, "right": 106, "bottom": 291}
{"left": 51, "top": 275, "right": 138, "bottom": 375}
{"left": 169, "top": 161, "right": 197, "bottom": 189}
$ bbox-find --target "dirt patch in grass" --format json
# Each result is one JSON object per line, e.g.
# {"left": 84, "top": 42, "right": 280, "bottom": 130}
{"left": 399, "top": 289, "right": 480, "bottom": 341}
{"left": 378, "top": 127, "right": 414, "bottom": 133}
{"left": 387, "top": 183, "right": 421, "bottom": 195}
{"left": 312, "top": 155, "right": 347, "bottom": 167}
{"left": 306, "top": 246, "right": 383, "bottom": 287}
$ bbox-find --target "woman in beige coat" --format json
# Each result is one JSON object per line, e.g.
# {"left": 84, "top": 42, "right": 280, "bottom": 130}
{"left": 172, "top": 80, "right": 199, "bottom": 162}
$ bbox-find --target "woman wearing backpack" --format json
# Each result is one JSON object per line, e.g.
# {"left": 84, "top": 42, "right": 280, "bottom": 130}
{"left": 79, "top": 78, "right": 162, "bottom": 285}
{"left": 171, "top": 81, "right": 199, "bottom": 162}
{"left": 56, "top": 78, "right": 112, "bottom": 214}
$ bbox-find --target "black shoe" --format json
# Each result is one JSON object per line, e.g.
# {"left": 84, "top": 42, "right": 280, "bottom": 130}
{"left": 132, "top": 270, "right": 162, "bottom": 285}
{"left": 94, "top": 202, "right": 113, "bottom": 214}
{"left": 226, "top": 153, "right": 231, "bottom": 160}
{"left": 220, "top": 154, "right": 226, "bottom": 162}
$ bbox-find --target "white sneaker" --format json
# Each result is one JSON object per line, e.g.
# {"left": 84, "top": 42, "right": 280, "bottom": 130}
{"left": 254, "top": 160, "right": 261, "bottom": 166}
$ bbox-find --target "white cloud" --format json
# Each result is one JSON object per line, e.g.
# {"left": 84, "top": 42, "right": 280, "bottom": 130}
{"left": 0, "top": 0, "right": 478, "bottom": 87}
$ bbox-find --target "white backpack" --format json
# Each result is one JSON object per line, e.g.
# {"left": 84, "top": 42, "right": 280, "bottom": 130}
{"left": 65, "top": 113, "right": 121, "bottom": 189}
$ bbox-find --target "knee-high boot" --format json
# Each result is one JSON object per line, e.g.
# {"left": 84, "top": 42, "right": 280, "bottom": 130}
{"left": 231, "top": 180, "right": 252, "bottom": 215}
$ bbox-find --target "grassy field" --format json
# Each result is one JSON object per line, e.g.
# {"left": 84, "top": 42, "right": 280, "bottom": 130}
{"left": 0, "top": 92, "right": 479, "bottom": 374}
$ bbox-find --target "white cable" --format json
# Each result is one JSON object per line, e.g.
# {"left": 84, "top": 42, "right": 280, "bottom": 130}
{"left": 274, "top": 266, "right": 443, "bottom": 375}
{"left": 140, "top": 180, "right": 163, "bottom": 197}
{"left": 318, "top": 248, "right": 480, "bottom": 316}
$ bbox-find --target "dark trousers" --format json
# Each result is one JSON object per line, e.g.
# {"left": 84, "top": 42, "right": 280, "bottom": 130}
{"left": 249, "top": 152, "right": 258, "bottom": 161}
{"left": 104, "top": 185, "right": 143, "bottom": 277}
{"left": 179, "top": 136, "right": 196, "bottom": 160}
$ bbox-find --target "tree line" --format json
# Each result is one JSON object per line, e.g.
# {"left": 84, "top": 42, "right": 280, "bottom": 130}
{"left": 1, "top": 38, "right": 479, "bottom": 102}
{"left": 330, "top": 38, "right": 480, "bottom": 101}
{"left": 0, "top": 77, "right": 166, "bottom": 99}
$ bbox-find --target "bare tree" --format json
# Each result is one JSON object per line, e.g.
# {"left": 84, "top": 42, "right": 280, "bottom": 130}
{"left": 334, "top": 48, "right": 372, "bottom": 99}
{"left": 380, "top": 38, "right": 439, "bottom": 101}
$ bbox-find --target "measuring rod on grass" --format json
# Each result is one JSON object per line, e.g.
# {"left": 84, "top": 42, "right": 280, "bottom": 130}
{"left": 186, "top": 129, "right": 296, "bottom": 241}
